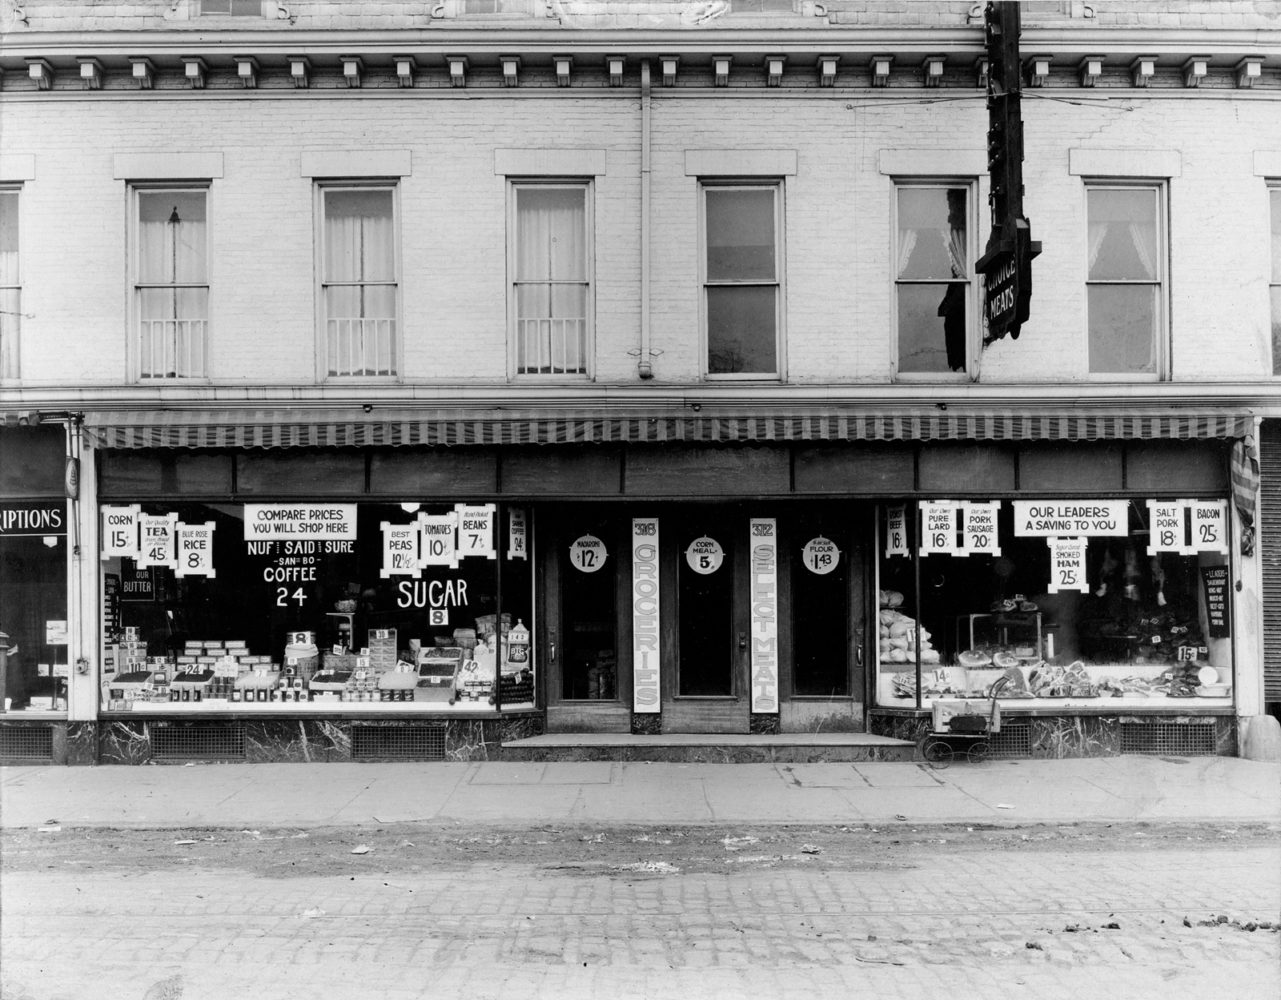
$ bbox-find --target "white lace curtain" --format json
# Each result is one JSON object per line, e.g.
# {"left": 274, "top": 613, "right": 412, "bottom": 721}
{"left": 138, "top": 192, "right": 207, "bottom": 285}
{"left": 1088, "top": 190, "right": 1157, "bottom": 280}
{"left": 324, "top": 191, "right": 394, "bottom": 285}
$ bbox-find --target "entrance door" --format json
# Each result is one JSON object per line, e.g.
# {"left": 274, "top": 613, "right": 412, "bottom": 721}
{"left": 662, "top": 516, "right": 750, "bottom": 733}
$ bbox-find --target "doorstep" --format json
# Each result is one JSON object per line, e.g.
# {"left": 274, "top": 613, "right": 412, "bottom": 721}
{"left": 502, "top": 731, "right": 916, "bottom": 763}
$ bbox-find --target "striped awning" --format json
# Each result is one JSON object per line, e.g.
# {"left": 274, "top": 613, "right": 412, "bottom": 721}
{"left": 80, "top": 406, "right": 1256, "bottom": 451}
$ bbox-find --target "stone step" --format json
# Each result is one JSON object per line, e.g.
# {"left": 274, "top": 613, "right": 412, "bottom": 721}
{"left": 501, "top": 732, "right": 917, "bottom": 763}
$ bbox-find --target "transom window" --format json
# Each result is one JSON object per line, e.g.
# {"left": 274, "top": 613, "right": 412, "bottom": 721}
{"left": 134, "top": 188, "right": 209, "bottom": 380}
{"left": 1086, "top": 184, "right": 1164, "bottom": 376}
{"left": 731, "top": 0, "right": 797, "bottom": 11}
{"left": 702, "top": 184, "right": 782, "bottom": 378}
{"left": 512, "top": 183, "right": 591, "bottom": 376}
{"left": 320, "top": 186, "right": 398, "bottom": 378}
{"left": 0, "top": 188, "right": 19, "bottom": 379}
{"left": 198, "top": 0, "right": 263, "bottom": 14}
{"left": 895, "top": 185, "right": 972, "bottom": 375}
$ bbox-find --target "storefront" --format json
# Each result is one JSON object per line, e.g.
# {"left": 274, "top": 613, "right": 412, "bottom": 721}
{"left": 0, "top": 425, "right": 72, "bottom": 761}
{"left": 75, "top": 405, "right": 1254, "bottom": 760}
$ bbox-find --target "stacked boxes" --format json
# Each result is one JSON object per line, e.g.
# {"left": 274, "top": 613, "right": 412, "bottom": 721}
{"left": 368, "top": 629, "right": 398, "bottom": 672}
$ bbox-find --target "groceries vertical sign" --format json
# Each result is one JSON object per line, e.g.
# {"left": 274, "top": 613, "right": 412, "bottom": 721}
{"left": 632, "top": 518, "right": 660, "bottom": 713}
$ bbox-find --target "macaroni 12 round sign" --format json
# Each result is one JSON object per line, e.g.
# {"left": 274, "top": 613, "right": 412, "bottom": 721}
{"left": 801, "top": 536, "right": 840, "bottom": 575}
{"left": 569, "top": 534, "right": 608, "bottom": 573}
{"left": 685, "top": 536, "right": 724, "bottom": 575}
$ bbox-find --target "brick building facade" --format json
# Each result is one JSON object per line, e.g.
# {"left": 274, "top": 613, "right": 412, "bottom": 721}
{"left": 0, "top": 0, "right": 1278, "bottom": 763}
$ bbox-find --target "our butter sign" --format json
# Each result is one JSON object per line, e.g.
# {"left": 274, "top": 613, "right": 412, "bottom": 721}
{"left": 175, "top": 522, "right": 216, "bottom": 578}
{"left": 244, "top": 504, "right": 356, "bottom": 541}
{"left": 1014, "top": 500, "right": 1127, "bottom": 537}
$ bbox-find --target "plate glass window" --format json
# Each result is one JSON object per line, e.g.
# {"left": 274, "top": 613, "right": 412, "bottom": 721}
{"left": 704, "top": 185, "right": 780, "bottom": 376}
{"left": 895, "top": 186, "right": 970, "bottom": 374}
{"left": 136, "top": 189, "right": 208, "bottom": 379}
{"left": 0, "top": 189, "right": 19, "bottom": 379}
{"left": 513, "top": 185, "right": 590, "bottom": 376}
{"left": 322, "top": 187, "right": 398, "bottom": 378}
{"left": 1086, "top": 185, "right": 1163, "bottom": 375}
{"left": 1270, "top": 186, "right": 1280, "bottom": 375}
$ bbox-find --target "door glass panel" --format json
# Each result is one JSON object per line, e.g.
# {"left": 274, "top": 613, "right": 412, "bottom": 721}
{"left": 792, "top": 527, "right": 849, "bottom": 696}
{"left": 561, "top": 524, "right": 617, "bottom": 700}
{"left": 678, "top": 531, "right": 732, "bottom": 696}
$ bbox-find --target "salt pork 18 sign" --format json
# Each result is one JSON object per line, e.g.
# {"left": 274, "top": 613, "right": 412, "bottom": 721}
{"left": 749, "top": 518, "right": 779, "bottom": 714}
{"left": 631, "top": 518, "right": 661, "bottom": 713}
{"left": 1013, "top": 500, "right": 1127, "bottom": 537}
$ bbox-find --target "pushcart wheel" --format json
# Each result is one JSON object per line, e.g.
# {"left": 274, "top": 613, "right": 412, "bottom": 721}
{"left": 922, "top": 737, "right": 953, "bottom": 769}
{"left": 966, "top": 741, "right": 990, "bottom": 764}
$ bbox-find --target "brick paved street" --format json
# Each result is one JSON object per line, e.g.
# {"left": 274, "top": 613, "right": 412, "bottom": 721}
{"left": 2, "top": 826, "right": 1278, "bottom": 1000}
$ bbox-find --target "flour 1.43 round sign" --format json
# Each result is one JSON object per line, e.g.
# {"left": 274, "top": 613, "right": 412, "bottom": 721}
{"left": 802, "top": 536, "right": 840, "bottom": 575}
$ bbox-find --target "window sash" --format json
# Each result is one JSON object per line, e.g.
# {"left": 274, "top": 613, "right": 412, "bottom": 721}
{"left": 703, "top": 185, "right": 780, "bottom": 377}
{"left": 321, "top": 186, "right": 399, "bottom": 378}
{"left": 894, "top": 184, "right": 971, "bottom": 376}
{"left": 135, "top": 188, "right": 208, "bottom": 379}
{"left": 0, "top": 190, "right": 18, "bottom": 379}
{"left": 513, "top": 184, "right": 590, "bottom": 376}
{"left": 1085, "top": 184, "right": 1164, "bottom": 376}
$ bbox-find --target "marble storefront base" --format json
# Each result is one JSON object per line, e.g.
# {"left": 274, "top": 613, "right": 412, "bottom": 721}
{"left": 96, "top": 714, "right": 545, "bottom": 764}
{"left": 869, "top": 711, "right": 1237, "bottom": 758}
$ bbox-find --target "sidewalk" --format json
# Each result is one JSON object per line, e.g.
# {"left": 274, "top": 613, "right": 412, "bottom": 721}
{"left": 2, "top": 756, "right": 1278, "bottom": 830}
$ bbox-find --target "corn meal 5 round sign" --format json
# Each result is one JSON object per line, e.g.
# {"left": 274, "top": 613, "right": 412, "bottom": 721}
{"left": 685, "top": 536, "right": 724, "bottom": 575}
{"left": 569, "top": 534, "right": 608, "bottom": 573}
{"left": 801, "top": 536, "right": 840, "bottom": 575}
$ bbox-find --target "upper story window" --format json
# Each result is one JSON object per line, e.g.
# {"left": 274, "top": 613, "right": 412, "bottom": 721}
{"left": 459, "top": 0, "right": 531, "bottom": 11}
{"left": 134, "top": 188, "right": 208, "bottom": 380}
{"left": 1086, "top": 183, "right": 1164, "bottom": 376}
{"left": 703, "top": 183, "right": 782, "bottom": 378}
{"left": 731, "top": 0, "right": 798, "bottom": 11}
{"left": 198, "top": 0, "right": 265, "bottom": 14}
{"left": 511, "top": 183, "right": 591, "bottom": 377}
{"left": 0, "top": 188, "right": 19, "bottom": 380}
{"left": 894, "top": 184, "right": 973, "bottom": 376}
{"left": 320, "top": 185, "right": 398, "bottom": 378}
{"left": 1270, "top": 185, "right": 1280, "bottom": 375}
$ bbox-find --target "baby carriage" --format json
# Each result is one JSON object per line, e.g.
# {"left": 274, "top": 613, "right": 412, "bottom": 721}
{"left": 919, "top": 676, "right": 1010, "bottom": 768}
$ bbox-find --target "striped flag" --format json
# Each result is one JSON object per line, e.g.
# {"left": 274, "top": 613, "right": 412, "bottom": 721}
{"left": 1230, "top": 435, "right": 1259, "bottom": 556}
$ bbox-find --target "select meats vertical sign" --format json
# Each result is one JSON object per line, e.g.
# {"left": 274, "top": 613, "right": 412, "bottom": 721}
{"left": 749, "top": 518, "right": 779, "bottom": 714}
{"left": 631, "top": 518, "right": 660, "bottom": 713}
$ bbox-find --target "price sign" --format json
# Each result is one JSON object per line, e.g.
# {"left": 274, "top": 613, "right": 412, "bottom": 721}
{"left": 137, "top": 513, "right": 178, "bottom": 569}
{"left": 885, "top": 505, "right": 909, "bottom": 558}
{"left": 418, "top": 512, "right": 459, "bottom": 569}
{"left": 685, "top": 536, "right": 724, "bottom": 575}
{"left": 919, "top": 502, "right": 959, "bottom": 555}
{"left": 1200, "top": 565, "right": 1230, "bottom": 638}
{"left": 101, "top": 505, "right": 141, "bottom": 560}
{"left": 569, "top": 534, "right": 608, "bottom": 573}
{"left": 1146, "top": 500, "right": 1189, "bottom": 554}
{"left": 455, "top": 503, "right": 496, "bottom": 560}
{"left": 174, "top": 521, "right": 216, "bottom": 578}
{"left": 1047, "top": 537, "right": 1089, "bottom": 593}
{"left": 508, "top": 507, "right": 528, "bottom": 561}
{"left": 1190, "top": 500, "right": 1228, "bottom": 555}
{"left": 380, "top": 522, "right": 420, "bottom": 578}
{"left": 801, "top": 536, "right": 840, "bottom": 575}
{"left": 961, "top": 502, "right": 1001, "bottom": 556}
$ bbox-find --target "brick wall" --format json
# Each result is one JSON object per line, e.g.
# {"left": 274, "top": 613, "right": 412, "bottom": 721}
{"left": 1, "top": 86, "right": 1276, "bottom": 386}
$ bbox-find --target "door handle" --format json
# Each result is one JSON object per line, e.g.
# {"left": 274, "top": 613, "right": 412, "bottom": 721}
{"left": 738, "top": 631, "right": 747, "bottom": 652}
{"left": 549, "top": 629, "right": 556, "bottom": 664}
{"left": 856, "top": 644, "right": 864, "bottom": 668}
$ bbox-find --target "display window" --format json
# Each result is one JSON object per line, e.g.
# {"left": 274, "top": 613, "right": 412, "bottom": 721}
{"left": 98, "top": 501, "right": 534, "bottom": 713}
{"left": 0, "top": 502, "right": 70, "bottom": 712}
{"left": 876, "top": 498, "right": 1233, "bottom": 709}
